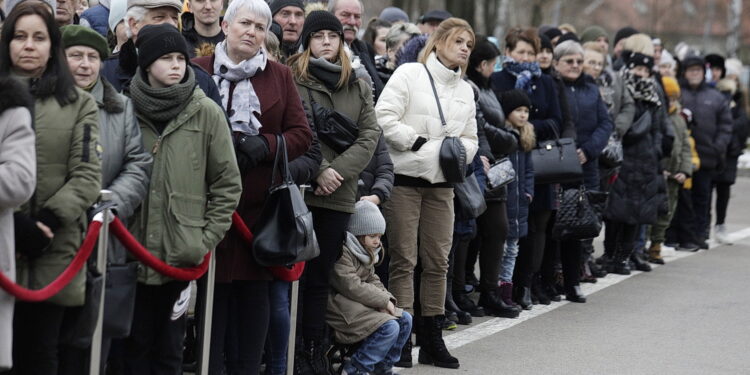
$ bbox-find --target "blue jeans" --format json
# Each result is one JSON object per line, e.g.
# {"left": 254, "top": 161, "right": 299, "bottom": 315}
{"left": 265, "top": 281, "right": 291, "bottom": 375}
{"left": 345, "top": 312, "right": 413, "bottom": 374}
{"left": 499, "top": 238, "right": 519, "bottom": 283}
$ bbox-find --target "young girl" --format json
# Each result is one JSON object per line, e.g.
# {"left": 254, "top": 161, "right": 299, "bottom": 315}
{"left": 497, "top": 89, "right": 535, "bottom": 310}
{"left": 327, "top": 200, "right": 413, "bottom": 375}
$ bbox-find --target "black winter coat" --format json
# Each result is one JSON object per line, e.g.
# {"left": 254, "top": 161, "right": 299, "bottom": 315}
{"left": 357, "top": 135, "right": 394, "bottom": 203}
{"left": 605, "top": 101, "right": 667, "bottom": 225}
{"left": 680, "top": 81, "right": 733, "bottom": 171}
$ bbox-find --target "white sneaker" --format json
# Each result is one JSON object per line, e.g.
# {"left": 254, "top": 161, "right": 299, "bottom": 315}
{"left": 715, "top": 224, "right": 732, "bottom": 245}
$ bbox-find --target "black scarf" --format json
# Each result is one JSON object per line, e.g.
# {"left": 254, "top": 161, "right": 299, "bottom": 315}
{"left": 308, "top": 57, "right": 354, "bottom": 91}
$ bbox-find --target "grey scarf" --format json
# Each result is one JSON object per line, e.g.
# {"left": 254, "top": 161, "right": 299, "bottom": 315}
{"left": 213, "top": 41, "right": 267, "bottom": 135}
{"left": 129, "top": 67, "right": 196, "bottom": 123}
{"left": 345, "top": 232, "right": 380, "bottom": 266}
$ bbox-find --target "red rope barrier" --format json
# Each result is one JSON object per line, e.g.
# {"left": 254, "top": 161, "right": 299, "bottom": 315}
{"left": 0, "top": 221, "right": 102, "bottom": 302}
{"left": 109, "top": 217, "right": 210, "bottom": 281}
{"left": 231, "top": 212, "right": 305, "bottom": 282}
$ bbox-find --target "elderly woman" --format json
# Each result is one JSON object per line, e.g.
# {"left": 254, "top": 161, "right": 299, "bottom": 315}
{"left": 552, "top": 41, "right": 614, "bottom": 301}
{"left": 604, "top": 51, "right": 669, "bottom": 275}
{"left": 374, "top": 22, "right": 420, "bottom": 83}
{"left": 191, "top": 0, "right": 312, "bottom": 373}
{"left": 0, "top": 2, "right": 101, "bottom": 373}
{"left": 287, "top": 10, "right": 381, "bottom": 373}
{"left": 58, "top": 24, "right": 152, "bottom": 373}
{"left": 377, "top": 17, "right": 478, "bottom": 369}
{"left": 491, "top": 28, "right": 563, "bottom": 310}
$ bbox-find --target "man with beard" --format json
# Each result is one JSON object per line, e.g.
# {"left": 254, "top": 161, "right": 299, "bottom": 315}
{"left": 182, "top": 0, "right": 224, "bottom": 57}
{"left": 271, "top": 0, "right": 304, "bottom": 62}
{"left": 329, "top": 0, "right": 384, "bottom": 101}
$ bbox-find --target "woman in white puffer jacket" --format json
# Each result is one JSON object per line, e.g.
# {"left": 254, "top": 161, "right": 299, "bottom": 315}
{"left": 375, "top": 17, "right": 478, "bottom": 370}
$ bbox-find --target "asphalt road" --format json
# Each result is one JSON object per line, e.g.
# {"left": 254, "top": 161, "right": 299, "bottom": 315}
{"left": 400, "top": 177, "right": 750, "bottom": 375}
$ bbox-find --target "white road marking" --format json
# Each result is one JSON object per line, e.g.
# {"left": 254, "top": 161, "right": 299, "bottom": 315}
{"left": 400, "top": 227, "right": 750, "bottom": 370}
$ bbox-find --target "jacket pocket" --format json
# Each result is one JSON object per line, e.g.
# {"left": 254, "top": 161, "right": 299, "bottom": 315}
{"left": 165, "top": 192, "right": 207, "bottom": 266}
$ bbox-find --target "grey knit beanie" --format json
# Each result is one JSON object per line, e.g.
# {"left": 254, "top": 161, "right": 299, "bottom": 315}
{"left": 348, "top": 200, "right": 386, "bottom": 236}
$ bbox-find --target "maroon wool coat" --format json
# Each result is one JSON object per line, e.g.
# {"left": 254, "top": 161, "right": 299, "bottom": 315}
{"left": 193, "top": 56, "right": 313, "bottom": 282}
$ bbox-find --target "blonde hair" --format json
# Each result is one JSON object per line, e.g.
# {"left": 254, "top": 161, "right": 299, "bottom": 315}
{"left": 510, "top": 120, "right": 536, "bottom": 152}
{"left": 623, "top": 33, "right": 654, "bottom": 56}
{"left": 418, "top": 17, "right": 475, "bottom": 75}
{"left": 304, "top": 1, "right": 327, "bottom": 15}
{"left": 582, "top": 41, "right": 607, "bottom": 56}
{"left": 559, "top": 23, "right": 577, "bottom": 34}
{"left": 288, "top": 41, "right": 353, "bottom": 90}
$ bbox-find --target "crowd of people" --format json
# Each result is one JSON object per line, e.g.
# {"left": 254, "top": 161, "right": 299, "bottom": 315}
{"left": 0, "top": 0, "right": 748, "bottom": 374}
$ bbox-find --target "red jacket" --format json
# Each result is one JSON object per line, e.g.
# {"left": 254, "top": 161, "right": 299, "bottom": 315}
{"left": 193, "top": 55, "right": 312, "bottom": 282}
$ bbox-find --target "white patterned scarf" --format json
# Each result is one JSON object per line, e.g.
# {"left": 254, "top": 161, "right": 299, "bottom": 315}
{"left": 212, "top": 41, "right": 267, "bottom": 135}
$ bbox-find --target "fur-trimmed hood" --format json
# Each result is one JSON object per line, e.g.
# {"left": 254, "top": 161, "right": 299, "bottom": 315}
{"left": 0, "top": 76, "right": 33, "bottom": 113}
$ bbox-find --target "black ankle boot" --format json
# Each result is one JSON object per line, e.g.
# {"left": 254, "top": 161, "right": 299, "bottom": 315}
{"left": 531, "top": 278, "right": 551, "bottom": 305}
{"left": 630, "top": 253, "right": 652, "bottom": 272}
{"left": 445, "top": 291, "right": 472, "bottom": 325}
{"left": 478, "top": 289, "right": 520, "bottom": 318}
{"left": 302, "top": 338, "right": 332, "bottom": 375}
{"left": 293, "top": 337, "right": 314, "bottom": 375}
{"left": 418, "top": 316, "right": 460, "bottom": 369}
{"left": 395, "top": 337, "right": 413, "bottom": 368}
{"left": 514, "top": 286, "right": 533, "bottom": 310}
{"left": 454, "top": 292, "right": 484, "bottom": 317}
{"left": 607, "top": 260, "right": 631, "bottom": 275}
{"left": 588, "top": 259, "right": 608, "bottom": 277}
{"left": 565, "top": 285, "right": 587, "bottom": 303}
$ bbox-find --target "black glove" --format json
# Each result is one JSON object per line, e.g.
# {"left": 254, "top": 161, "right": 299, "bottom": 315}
{"left": 411, "top": 136, "right": 427, "bottom": 151}
{"left": 14, "top": 213, "right": 53, "bottom": 259}
{"left": 235, "top": 135, "right": 270, "bottom": 173}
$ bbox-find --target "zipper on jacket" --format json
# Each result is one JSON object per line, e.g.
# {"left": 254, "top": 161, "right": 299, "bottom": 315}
{"left": 152, "top": 136, "right": 162, "bottom": 155}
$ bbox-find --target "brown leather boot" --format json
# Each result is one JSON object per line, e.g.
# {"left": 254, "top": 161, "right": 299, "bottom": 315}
{"left": 648, "top": 243, "right": 665, "bottom": 265}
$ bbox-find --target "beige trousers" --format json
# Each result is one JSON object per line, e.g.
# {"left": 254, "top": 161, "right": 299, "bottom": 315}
{"left": 383, "top": 186, "right": 454, "bottom": 317}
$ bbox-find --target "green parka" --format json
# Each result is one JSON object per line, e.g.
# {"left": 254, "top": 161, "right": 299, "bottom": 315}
{"left": 15, "top": 83, "right": 102, "bottom": 307}
{"left": 295, "top": 75, "right": 380, "bottom": 214}
{"left": 130, "top": 87, "right": 241, "bottom": 285}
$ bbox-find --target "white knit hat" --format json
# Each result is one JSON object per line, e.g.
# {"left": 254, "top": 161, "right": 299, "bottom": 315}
{"left": 348, "top": 200, "right": 386, "bottom": 236}
{"left": 725, "top": 58, "right": 743, "bottom": 78}
{"left": 108, "top": 0, "right": 127, "bottom": 33}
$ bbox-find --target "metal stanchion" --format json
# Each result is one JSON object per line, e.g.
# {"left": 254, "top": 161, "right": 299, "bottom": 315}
{"left": 286, "top": 184, "right": 309, "bottom": 375}
{"left": 90, "top": 190, "right": 112, "bottom": 375}
{"left": 196, "top": 250, "right": 216, "bottom": 375}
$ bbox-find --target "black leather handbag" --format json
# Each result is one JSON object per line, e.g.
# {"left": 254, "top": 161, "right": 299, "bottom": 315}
{"left": 252, "top": 135, "right": 320, "bottom": 267}
{"left": 423, "top": 64, "right": 467, "bottom": 183}
{"left": 103, "top": 262, "right": 138, "bottom": 338}
{"left": 307, "top": 88, "right": 359, "bottom": 154}
{"left": 552, "top": 186, "right": 605, "bottom": 240}
{"left": 531, "top": 127, "right": 583, "bottom": 185}
{"left": 453, "top": 173, "right": 487, "bottom": 220}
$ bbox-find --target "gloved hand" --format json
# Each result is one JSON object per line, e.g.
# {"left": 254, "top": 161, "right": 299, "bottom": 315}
{"left": 411, "top": 136, "right": 427, "bottom": 151}
{"left": 235, "top": 135, "right": 269, "bottom": 173}
{"left": 14, "top": 213, "right": 53, "bottom": 259}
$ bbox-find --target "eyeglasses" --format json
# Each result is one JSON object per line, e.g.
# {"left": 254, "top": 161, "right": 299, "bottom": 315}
{"left": 311, "top": 31, "right": 341, "bottom": 42}
{"left": 561, "top": 58, "right": 584, "bottom": 66}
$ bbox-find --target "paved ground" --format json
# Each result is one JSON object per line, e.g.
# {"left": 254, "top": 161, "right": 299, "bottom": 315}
{"left": 400, "top": 177, "right": 750, "bottom": 375}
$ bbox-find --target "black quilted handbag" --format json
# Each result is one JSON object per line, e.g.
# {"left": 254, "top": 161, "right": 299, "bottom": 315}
{"left": 552, "top": 186, "right": 603, "bottom": 240}
{"left": 423, "top": 64, "right": 467, "bottom": 183}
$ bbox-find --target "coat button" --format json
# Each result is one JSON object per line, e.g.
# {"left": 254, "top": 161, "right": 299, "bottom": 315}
{"left": 228, "top": 109, "right": 236, "bottom": 117}
{"left": 220, "top": 65, "right": 228, "bottom": 74}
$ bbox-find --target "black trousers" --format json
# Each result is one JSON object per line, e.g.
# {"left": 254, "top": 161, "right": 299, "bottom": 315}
{"left": 604, "top": 220, "right": 639, "bottom": 261}
{"left": 449, "top": 232, "right": 472, "bottom": 295}
{"left": 690, "top": 169, "right": 714, "bottom": 241}
{"left": 514, "top": 210, "right": 552, "bottom": 288}
{"left": 666, "top": 187, "right": 698, "bottom": 245}
{"left": 476, "top": 201, "right": 508, "bottom": 291}
{"left": 300, "top": 207, "right": 351, "bottom": 340}
{"left": 9, "top": 301, "right": 66, "bottom": 374}
{"left": 210, "top": 281, "right": 270, "bottom": 375}
{"left": 713, "top": 181, "right": 732, "bottom": 226}
{"left": 123, "top": 281, "right": 189, "bottom": 375}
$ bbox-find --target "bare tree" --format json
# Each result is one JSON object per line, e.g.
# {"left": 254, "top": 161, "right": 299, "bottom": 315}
{"left": 492, "top": 0, "right": 511, "bottom": 40}
{"left": 726, "top": 0, "right": 741, "bottom": 58}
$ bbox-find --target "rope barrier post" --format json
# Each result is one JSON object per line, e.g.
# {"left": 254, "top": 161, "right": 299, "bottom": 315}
{"left": 196, "top": 249, "right": 216, "bottom": 375}
{"left": 90, "top": 189, "right": 112, "bottom": 375}
{"left": 285, "top": 184, "right": 310, "bottom": 375}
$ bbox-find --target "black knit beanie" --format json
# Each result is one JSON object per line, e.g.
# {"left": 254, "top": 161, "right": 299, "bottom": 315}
{"left": 270, "top": 0, "right": 304, "bottom": 16}
{"left": 614, "top": 26, "right": 638, "bottom": 46}
{"left": 682, "top": 55, "right": 705, "bottom": 71}
{"left": 558, "top": 32, "right": 580, "bottom": 45}
{"left": 136, "top": 24, "right": 190, "bottom": 73}
{"left": 500, "top": 89, "right": 532, "bottom": 118}
{"left": 539, "top": 34, "right": 553, "bottom": 52}
{"left": 627, "top": 52, "right": 655, "bottom": 71}
{"left": 543, "top": 27, "right": 562, "bottom": 42}
{"left": 299, "top": 10, "right": 343, "bottom": 49}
